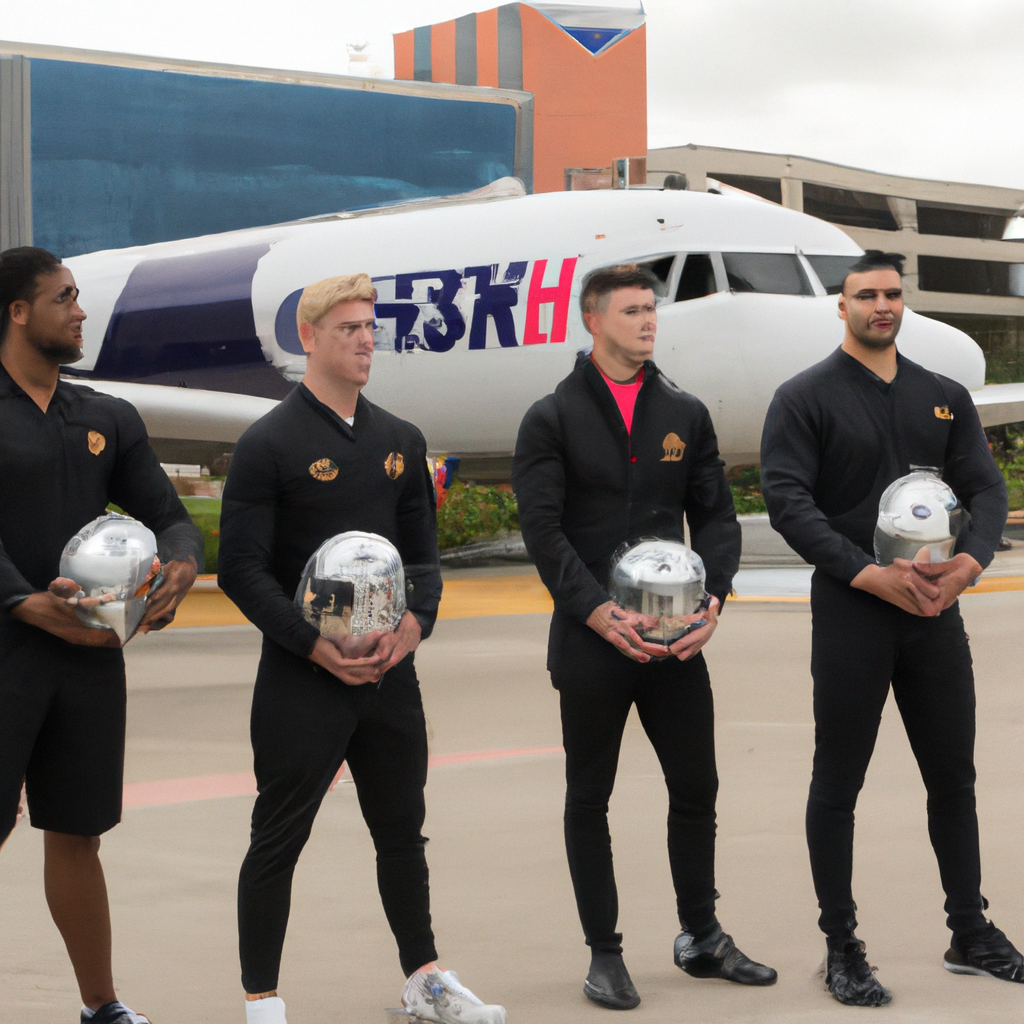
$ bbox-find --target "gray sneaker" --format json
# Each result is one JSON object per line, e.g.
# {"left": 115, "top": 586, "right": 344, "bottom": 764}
{"left": 82, "top": 1003, "right": 150, "bottom": 1024}
{"left": 944, "top": 922, "right": 1024, "bottom": 982}
{"left": 400, "top": 969, "right": 507, "bottom": 1024}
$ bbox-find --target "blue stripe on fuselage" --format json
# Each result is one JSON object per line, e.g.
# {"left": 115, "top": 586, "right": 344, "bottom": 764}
{"left": 94, "top": 244, "right": 271, "bottom": 377}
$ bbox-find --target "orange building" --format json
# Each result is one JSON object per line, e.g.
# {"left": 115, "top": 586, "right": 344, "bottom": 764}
{"left": 394, "top": 3, "right": 647, "bottom": 194}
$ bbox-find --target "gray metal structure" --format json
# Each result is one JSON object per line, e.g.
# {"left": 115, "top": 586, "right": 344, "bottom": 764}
{"left": 0, "top": 54, "right": 31, "bottom": 249}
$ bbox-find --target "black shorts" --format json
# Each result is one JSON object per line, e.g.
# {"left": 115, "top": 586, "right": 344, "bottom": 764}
{"left": 0, "top": 622, "right": 127, "bottom": 840}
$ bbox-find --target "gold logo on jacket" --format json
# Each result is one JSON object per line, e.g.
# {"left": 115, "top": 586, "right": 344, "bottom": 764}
{"left": 309, "top": 458, "right": 339, "bottom": 482}
{"left": 385, "top": 452, "right": 405, "bottom": 480}
{"left": 660, "top": 433, "right": 685, "bottom": 461}
{"left": 934, "top": 406, "right": 953, "bottom": 421}
{"left": 87, "top": 431, "right": 106, "bottom": 456}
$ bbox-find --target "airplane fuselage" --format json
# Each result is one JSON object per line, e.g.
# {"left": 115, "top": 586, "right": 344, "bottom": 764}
{"left": 64, "top": 188, "right": 986, "bottom": 462}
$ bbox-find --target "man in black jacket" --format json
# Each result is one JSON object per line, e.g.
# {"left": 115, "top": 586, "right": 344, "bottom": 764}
{"left": 0, "top": 246, "right": 202, "bottom": 1024}
{"left": 761, "top": 251, "right": 1023, "bottom": 1006}
{"left": 513, "top": 264, "right": 776, "bottom": 1010}
{"left": 219, "top": 274, "right": 505, "bottom": 1024}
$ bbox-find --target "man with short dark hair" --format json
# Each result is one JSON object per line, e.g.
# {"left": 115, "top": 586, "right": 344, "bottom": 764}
{"left": 219, "top": 273, "right": 505, "bottom": 1024}
{"left": 761, "top": 250, "right": 1023, "bottom": 1006}
{"left": 513, "top": 263, "right": 776, "bottom": 1010}
{"left": 0, "top": 246, "right": 202, "bottom": 1024}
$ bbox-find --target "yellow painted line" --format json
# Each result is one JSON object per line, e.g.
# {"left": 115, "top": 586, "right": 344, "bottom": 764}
{"left": 965, "top": 575, "right": 1024, "bottom": 593}
{"left": 166, "top": 573, "right": 1024, "bottom": 628}
{"left": 168, "top": 574, "right": 556, "bottom": 628}
{"left": 437, "top": 575, "right": 554, "bottom": 619}
{"left": 168, "top": 590, "right": 250, "bottom": 628}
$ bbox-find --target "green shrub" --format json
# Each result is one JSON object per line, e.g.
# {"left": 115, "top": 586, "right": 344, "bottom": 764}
{"left": 991, "top": 423, "right": 1024, "bottom": 511}
{"left": 437, "top": 482, "right": 519, "bottom": 550}
{"left": 728, "top": 465, "right": 767, "bottom": 515}
{"left": 180, "top": 496, "right": 221, "bottom": 574}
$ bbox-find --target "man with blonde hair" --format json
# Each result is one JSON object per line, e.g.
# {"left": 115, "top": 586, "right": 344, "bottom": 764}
{"left": 220, "top": 274, "right": 506, "bottom": 1024}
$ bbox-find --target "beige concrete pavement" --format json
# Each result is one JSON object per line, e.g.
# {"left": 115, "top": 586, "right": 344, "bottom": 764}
{"left": 3, "top": 592, "right": 1024, "bottom": 1023}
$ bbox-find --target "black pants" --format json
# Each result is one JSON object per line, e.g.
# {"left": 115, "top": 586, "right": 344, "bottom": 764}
{"left": 551, "top": 618, "right": 719, "bottom": 955}
{"left": 808, "top": 570, "right": 986, "bottom": 938}
{"left": 238, "top": 638, "right": 438, "bottom": 993}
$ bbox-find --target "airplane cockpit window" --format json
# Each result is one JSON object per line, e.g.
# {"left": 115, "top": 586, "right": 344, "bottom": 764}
{"left": 722, "top": 253, "right": 813, "bottom": 295}
{"left": 675, "top": 253, "right": 717, "bottom": 301}
{"left": 635, "top": 255, "right": 675, "bottom": 300}
{"left": 805, "top": 254, "right": 860, "bottom": 295}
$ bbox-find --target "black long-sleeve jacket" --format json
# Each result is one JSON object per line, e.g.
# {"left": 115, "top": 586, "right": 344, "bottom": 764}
{"left": 218, "top": 385, "right": 442, "bottom": 659}
{"left": 760, "top": 347, "right": 1007, "bottom": 583}
{"left": 0, "top": 365, "right": 202, "bottom": 624}
{"left": 513, "top": 354, "right": 741, "bottom": 663}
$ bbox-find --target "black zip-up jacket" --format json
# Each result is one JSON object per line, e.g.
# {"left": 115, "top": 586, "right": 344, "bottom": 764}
{"left": 218, "top": 385, "right": 442, "bottom": 660}
{"left": 513, "top": 354, "right": 741, "bottom": 662}
{"left": 760, "top": 347, "right": 1007, "bottom": 583}
{"left": 0, "top": 364, "right": 202, "bottom": 624}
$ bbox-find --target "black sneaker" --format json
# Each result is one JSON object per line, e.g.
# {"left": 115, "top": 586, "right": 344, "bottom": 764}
{"left": 674, "top": 925, "right": 777, "bottom": 985}
{"left": 825, "top": 938, "right": 891, "bottom": 1007}
{"left": 584, "top": 952, "right": 641, "bottom": 1010}
{"left": 944, "top": 922, "right": 1024, "bottom": 982}
{"left": 82, "top": 1003, "right": 150, "bottom": 1024}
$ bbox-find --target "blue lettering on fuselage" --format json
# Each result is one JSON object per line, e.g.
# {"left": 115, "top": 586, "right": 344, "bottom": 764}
{"left": 465, "top": 262, "right": 527, "bottom": 349}
{"left": 274, "top": 262, "right": 532, "bottom": 355}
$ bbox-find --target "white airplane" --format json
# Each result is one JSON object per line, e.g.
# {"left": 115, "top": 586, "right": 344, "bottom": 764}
{"left": 63, "top": 178, "right": 1024, "bottom": 466}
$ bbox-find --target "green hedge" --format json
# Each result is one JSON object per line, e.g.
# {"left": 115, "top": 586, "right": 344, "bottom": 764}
{"left": 180, "top": 433, "right": 1024, "bottom": 569}
{"left": 437, "top": 482, "right": 519, "bottom": 550}
{"left": 992, "top": 424, "right": 1024, "bottom": 510}
{"left": 180, "top": 496, "right": 221, "bottom": 574}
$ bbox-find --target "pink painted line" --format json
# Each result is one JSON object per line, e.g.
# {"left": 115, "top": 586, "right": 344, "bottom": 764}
{"left": 122, "top": 746, "right": 564, "bottom": 810}
{"left": 429, "top": 746, "right": 563, "bottom": 767}
{"left": 122, "top": 772, "right": 256, "bottom": 808}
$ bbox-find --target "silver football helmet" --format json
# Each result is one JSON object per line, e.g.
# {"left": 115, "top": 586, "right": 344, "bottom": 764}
{"left": 874, "top": 468, "right": 970, "bottom": 565}
{"left": 59, "top": 513, "right": 160, "bottom": 643}
{"left": 295, "top": 531, "right": 406, "bottom": 638}
{"left": 609, "top": 538, "right": 710, "bottom": 645}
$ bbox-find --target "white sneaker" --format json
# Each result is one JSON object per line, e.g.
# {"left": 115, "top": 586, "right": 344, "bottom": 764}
{"left": 401, "top": 969, "right": 506, "bottom": 1024}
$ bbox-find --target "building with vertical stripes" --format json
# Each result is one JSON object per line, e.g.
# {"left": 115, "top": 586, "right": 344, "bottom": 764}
{"left": 394, "top": 3, "right": 647, "bottom": 194}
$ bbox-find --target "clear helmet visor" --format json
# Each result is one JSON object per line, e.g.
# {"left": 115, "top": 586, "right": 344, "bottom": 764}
{"left": 609, "top": 538, "right": 708, "bottom": 645}
{"left": 874, "top": 468, "right": 970, "bottom": 565}
{"left": 295, "top": 531, "right": 406, "bottom": 638}
{"left": 59, "top": 513, "right": 159, "bottom": 643}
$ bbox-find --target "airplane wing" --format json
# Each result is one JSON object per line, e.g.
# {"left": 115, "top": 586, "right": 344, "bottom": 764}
{"left": 65, "top": 379, "right": 279, "bottom": 443}
{"left": 971, "top": 382, "right": 1024, "bottom": 428}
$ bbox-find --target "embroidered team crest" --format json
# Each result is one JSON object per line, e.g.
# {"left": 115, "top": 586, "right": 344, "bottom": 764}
{"left": 934, "top": 406, "right": 953, "bottom": 421}
{"left": 87, "top": 431, "right": 106, "bottom": 455}
{"left": 660, "top": 433, "right": 685, "bottom": 462}
{"left": 385, "top": 452, "right": 405, "bottom": 480}
{"left": 309, "top": 458, "right": 339, "bottom": 482}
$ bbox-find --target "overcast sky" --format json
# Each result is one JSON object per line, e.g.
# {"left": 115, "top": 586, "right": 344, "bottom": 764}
{"left": 4, "top": 0, "right": 1023, "bottom": 194}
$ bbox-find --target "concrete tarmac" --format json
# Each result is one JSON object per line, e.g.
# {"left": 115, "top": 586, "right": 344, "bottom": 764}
{"left": 3, "top": 590, "right": 1024, "bottom": 1023}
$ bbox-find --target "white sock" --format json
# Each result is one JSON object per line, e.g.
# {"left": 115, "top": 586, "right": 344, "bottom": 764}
{"left": 245, "top": 996, "right": 287, "bottom": 1024}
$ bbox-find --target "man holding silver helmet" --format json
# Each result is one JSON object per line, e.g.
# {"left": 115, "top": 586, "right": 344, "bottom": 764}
{"left": 0, "top": 246, "right": 203, "bottom": 1024}
{"left": 513, "top": 264, "right": 776, "bottom": 1010}
{"left": 218, "top": 274, "right": 505, "bottom": 1024}
{"left": 761, "top": 250, "right": 1022, "bottom": 1006}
